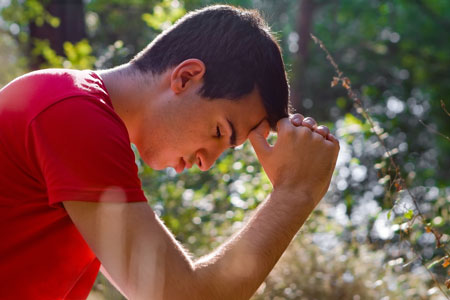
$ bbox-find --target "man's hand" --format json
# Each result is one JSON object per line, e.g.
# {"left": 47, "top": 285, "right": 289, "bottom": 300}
{"left": 249, "top": 113, "right": 340, "bottom": 205}
{"left": 64, "top": 114, "right": 340, "bottom": 300}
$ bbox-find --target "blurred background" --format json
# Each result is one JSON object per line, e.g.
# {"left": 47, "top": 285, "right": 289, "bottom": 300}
{"left": 1, "top": 0, "right": 449, "bottom": 299}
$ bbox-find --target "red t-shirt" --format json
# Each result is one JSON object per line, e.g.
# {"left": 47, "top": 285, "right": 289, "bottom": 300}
{"left": 0, "top": 69, "right": 147, "bottom": 299}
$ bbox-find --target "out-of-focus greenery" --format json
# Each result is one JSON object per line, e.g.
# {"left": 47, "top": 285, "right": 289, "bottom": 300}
{"left": 30, "top": 38, "right": 95, "bottom": 69}
{"left": 1, "top": 0, "right": 449, "bottom": 299}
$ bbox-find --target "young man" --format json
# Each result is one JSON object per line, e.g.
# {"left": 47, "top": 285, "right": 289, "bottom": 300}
{"left": 0, "top": 5, "right": 339, "bottom": 300}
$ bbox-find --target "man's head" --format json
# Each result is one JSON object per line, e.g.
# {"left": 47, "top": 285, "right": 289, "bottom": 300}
{"left": 122, "top": 5, "right": 290, "bottom": 172}
{"left": 130, "top": 5, "right": 290, "bottom": 130}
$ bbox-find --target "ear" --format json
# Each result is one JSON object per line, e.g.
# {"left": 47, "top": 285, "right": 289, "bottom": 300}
{"left": 170, "top": 59, "right": 206, "bottom": 94}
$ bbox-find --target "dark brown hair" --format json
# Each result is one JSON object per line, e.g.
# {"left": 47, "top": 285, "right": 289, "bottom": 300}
{"left": 131, "top": 5, "right": 290, "bottom": 129}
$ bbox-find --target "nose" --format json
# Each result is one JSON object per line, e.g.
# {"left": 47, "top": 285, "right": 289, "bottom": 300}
{"left": 195, "top": 146, "right": 226, "bottom": 171}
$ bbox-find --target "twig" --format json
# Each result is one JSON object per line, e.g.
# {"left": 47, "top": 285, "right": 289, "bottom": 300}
{"left": 441, "top": 100, "right": 450, "bottom": 117}
{"left": 407, "top": 239, "right": 450, "bottom": 298}
{"left": 419, "top": 120, "right": 450, "bottom": 142}
{"left": 310, "top": 33, "right": 450, "bottom": 297}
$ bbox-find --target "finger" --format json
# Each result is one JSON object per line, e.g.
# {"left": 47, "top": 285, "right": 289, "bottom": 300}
{"left": 330, "top": 137, "right": 340, "bottom": 174}
{"left": 302, "top": 117, "right": 317, "bottom": 130}
{"left": 289, "top": 113, "right": 304, "bottom": 127}
{"left": 248, "top": 120, "right": 272, "bottom": 157}
{"left": 276, "top": 117, "right": 294, "bottom": 133}
{"left": 315, "top": 125, "right": 330, "bottom": 138}
{"left": 327, "top": 133, "right": 339, "bottom": 144}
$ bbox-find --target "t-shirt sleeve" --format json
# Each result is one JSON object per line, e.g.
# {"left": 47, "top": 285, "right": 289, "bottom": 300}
{"left": 28, "top": 96, "right": 147, "bottom": 206}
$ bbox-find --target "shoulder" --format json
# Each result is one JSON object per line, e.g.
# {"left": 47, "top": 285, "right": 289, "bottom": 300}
{"left": 31, "top": 95, "right": 129, "bottom": 143}
{"left": 1, "top": 68, "right": 116, "bottom": 127}
{"left": 1, "top": 68, "right": 110, "bottom": 103}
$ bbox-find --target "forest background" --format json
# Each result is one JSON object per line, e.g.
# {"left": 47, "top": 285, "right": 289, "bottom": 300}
{"left": 0, "top": 0, "right": 449, "bottom": 299}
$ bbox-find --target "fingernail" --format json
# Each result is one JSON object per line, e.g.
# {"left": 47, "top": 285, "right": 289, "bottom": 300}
{"left": 291, "top": 116, "right": 302, "bottom": 125}
{"left": 303, "top": 117, "right": 316, "bottom": 127}
{"left": 316, "top": 125, "right": 330, "bottom": 135}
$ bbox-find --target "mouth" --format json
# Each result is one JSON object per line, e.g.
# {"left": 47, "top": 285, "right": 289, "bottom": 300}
{"left": 174, "top": 157, "right": 186, "bottom": 174}
{"left": 174, "top": 157, "right": 195, "bottom": 173}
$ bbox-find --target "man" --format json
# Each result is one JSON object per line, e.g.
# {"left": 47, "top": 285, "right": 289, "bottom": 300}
{"left": 0, "top": 5, "right": 339, "bottom": 300}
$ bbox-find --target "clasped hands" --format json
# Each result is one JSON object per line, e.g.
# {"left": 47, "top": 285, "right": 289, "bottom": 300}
{"left": 249, "top": 113, "right": 340, "bottom": 205}
{"left": 289, "top": 113, "right": 337, "bottom": 142}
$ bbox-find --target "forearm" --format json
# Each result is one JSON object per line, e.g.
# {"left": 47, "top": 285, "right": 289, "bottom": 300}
{"left": 109, "top": 117, "right": 337, "bottom": 299}
{"left": 66, "top": 116, "right": 338, "bottom": 299}
{"left": 190, "top": 188, "right": 317, "bottom": 300}
{"left": 77, "top": 194, "right": 312, "bottom": 300}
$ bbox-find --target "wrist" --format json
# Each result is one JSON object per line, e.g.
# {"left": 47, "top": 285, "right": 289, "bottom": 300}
{"left": 270, "top": 186, "right": 317, "bottom": 211}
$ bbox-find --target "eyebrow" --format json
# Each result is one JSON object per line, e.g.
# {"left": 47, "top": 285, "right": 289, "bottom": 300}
{"left": 226, "top": 118, "right": 237, "bottom": 147}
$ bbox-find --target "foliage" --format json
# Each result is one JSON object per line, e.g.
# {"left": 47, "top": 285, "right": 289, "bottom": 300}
{"left": 142, "top": 0, "right": 186, "bottom": 31}
{"left": 254, "top": 211, "right": 442, "bottom": 300}
{"left": 0, "top": 0, "right": 59, "bottom": 57}
{"left": 30, "top": 38, "right": 95, "bottom": 69}
{"left": 0, "top": 32, "right": 27, "bottom": 85}
{"left": 309, "top": 27, "right": 449, "bottom": 295}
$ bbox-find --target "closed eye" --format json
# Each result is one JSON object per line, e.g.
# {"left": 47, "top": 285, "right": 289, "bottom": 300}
{"left": 216, "top": 125, "right": 222, "bottom": 138}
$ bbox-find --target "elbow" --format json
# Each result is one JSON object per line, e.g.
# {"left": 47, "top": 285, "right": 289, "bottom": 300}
{"left": 186, "top": 262, "right": 256, "bottom": 300}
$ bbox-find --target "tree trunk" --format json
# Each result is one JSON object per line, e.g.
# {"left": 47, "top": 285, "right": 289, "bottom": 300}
{"left": 29, "top": 0, "right": 86, "bottom": 69}
{"left": 291, "top": 0, "right": 316, "bottom": 112}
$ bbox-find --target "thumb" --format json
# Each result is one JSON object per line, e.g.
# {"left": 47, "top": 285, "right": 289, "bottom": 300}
{"left": 248, "top": 120, "right": 272, "bottom": 158}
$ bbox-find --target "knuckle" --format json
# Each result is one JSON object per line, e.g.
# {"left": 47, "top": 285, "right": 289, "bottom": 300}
{"left": 283, "top": 125, "right": 295, "bottom": 137}
{"left": 276, "top": 118, "right": 290, "bottom": 131}
{"left": 297, "top": 126, "right": 312, "bottom": 138}
{"left": 312, "top": 131, "right": 324, "bottom": 142}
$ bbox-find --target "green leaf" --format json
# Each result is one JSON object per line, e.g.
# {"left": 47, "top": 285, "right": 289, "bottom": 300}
{"left": 404, "top": 209, "right": 414, "bottom": 220}
{"left": 343, "top": 113, "right": 363, "bottom": 126}
{"left": 142, "top": 0, "right": 186, "bottom": 31}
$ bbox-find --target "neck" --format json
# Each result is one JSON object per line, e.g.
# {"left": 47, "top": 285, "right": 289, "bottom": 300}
{"left": 97, "top": 64, "right": 157, "bottom": 144}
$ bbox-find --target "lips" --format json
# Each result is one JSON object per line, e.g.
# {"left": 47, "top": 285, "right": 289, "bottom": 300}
{"left": 174, "top": 157, "right": 186, "bottom": 173}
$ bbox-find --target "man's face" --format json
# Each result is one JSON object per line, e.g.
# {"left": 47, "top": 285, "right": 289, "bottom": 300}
{"left": 136, "top": 87, "right": 267, "bottom": 173}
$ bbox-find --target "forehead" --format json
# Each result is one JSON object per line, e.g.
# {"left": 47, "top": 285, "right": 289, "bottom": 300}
{"left": 221, "top": 89, "right": 267, "bottom": 145}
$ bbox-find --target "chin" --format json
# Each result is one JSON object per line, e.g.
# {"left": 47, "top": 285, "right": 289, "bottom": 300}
{"left": 139, "top": 154, "right": 161, "bottom": 170}
{"left": 138, "top": 148, "right": 160, "bottom": 169}
{"left": 146, "top": 159, "right": 165, "bottom": 170}
{"left": 140, "top": 147, "right": 175, "bottom": 171}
